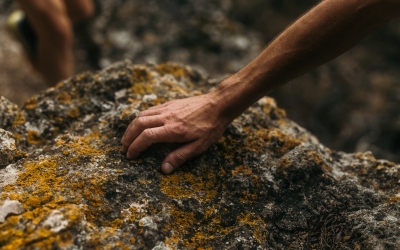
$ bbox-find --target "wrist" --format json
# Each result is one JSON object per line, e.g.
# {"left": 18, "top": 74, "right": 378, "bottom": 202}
{"left": 207, "top": 74, "right": 251, "bottom": 124}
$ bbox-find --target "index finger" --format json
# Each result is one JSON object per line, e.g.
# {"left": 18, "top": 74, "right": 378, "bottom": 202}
{"left": 121, "top": 115, "right": 164, "bottom": 153}
{"left": 126, "top": 126, "right": 178, "bottom": 159}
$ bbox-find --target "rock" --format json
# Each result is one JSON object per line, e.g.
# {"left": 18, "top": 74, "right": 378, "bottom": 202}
{"left": 0, "top": 164, "right": 19, "bottom": 188}
{"left": 0, "top": 60, "right": 399, "bottom": 249}
{"left": 42, "top": 210, "right": 70, "bottom": 233}
{"left": 0, "top": 129, "right": 16, "bottom": 167}
{"left": 0, "top": 200, "right": 24, "bottom": 223}
{"left": 0, "top": 96, "right": 19, "bottom": 128}
{"left": 1, "top": 0, "right": 399, "bottom": 162}
{"left": 89, "top": 0, "right": 263, "bottom": 76}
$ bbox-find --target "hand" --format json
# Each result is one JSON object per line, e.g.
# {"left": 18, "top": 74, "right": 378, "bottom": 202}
{"left": 120, "top": 93, "right": 232, "bottom": 174}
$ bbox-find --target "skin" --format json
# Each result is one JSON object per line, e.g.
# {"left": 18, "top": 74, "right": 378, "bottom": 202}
{"left": 121, "top": 0, "right": 400, "bottom": 174}
{"left": 16, "top": 0, "right": 94, "bottom": 86}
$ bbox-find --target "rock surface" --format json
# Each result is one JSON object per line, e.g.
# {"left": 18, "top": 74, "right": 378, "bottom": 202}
{"left": 90, "top": 0, "right": 263, "bottom": 75}
{"left": 1, "top": 0, "right": 399, "bottom": 162}
{"left": 0, "top": 129, "right": 16, "bottom": 167}
{"left": 0, "top": 61, "right": 399, "bottom": 249}
{"left": 0, "top": 200, "right": 24, "bottom": 223}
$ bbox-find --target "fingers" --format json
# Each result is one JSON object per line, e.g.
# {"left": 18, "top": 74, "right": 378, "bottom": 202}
{"left": 126, "top": 126, "right": 175, "bottom": 159}
{"left": 121, "top": 103, "right": 170, "bottom": 139}
{"left": 121, "top": 115, "right": 164, "bottom": 153}
{"left": 161, "top": 141, "right": 207, "bottom": 174}
{"left": 120, "top": 96, "right": 219, "bottom": 175}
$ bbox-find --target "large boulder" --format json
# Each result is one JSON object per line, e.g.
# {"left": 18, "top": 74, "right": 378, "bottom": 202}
{"left": 0, "top": 60, "right": 399, "bottom": 249}
{"left": 1, "top": 0, "right": 399, "bottom": 161}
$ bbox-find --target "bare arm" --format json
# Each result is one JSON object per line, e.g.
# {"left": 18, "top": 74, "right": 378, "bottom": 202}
{"left": 121, "top": 0, "right": 400, "bottom": 174}
{"left": 213, "top": 0, "right": 400, "bottom": 121}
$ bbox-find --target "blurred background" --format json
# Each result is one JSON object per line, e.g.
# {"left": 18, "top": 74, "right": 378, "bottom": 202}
{"left": 1, "top": 0, "right": 399, "bottom": 162}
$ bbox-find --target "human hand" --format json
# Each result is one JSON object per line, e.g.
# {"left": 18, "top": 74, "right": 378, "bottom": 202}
{"left": 120, "top": 93, "right": 232, "bottom": 174}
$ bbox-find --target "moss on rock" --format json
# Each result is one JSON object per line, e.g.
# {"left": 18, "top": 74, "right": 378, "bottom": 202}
{"left": 0, "top": 60, "right": 399, "bottom": 249}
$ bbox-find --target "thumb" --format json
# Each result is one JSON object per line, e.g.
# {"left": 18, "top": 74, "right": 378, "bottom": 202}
{"left": 161, "top": 141, "right": 205, "bottom": 174}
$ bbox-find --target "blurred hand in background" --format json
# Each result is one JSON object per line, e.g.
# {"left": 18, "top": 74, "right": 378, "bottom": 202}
{"left": 9, "top": 0, "right": 94, "bottom": 86}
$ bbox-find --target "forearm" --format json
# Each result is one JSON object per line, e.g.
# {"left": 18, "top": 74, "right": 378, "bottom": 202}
{"left": 211, "top": 0, "right": 400, "bottom": 121}
{"left": 121, "top": 0, "right": 400, "bottom": 173}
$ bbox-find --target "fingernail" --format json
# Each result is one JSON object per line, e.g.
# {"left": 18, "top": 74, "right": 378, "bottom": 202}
{"left": 162, "top": 162, "right": 175, "bottom": 174}
{"left": 121, "top": 145, "right": 126, "bottom": 153}
{"left": 126, "top": 152, "right": 132, "bottom": 160}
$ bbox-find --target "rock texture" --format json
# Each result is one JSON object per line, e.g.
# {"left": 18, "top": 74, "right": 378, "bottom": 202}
{"left": 0, "top": 200, "right": 24, "bottom": 223}
{"left": 0, "top": 61, "right": 399, "bottom": 249}
{"left": 89, "top": 0, "right": 263, "bottom": 75}
{"left": 1, "top": 0, "right": 399, "bottom": 162}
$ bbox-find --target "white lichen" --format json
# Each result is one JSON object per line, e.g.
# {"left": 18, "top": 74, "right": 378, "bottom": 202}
{"left": 0, "top": 164, "right": 19, "bottom": 188}
{"left": 42, "top": 210, "right": 69, "bottom": 233}
{"left": 0, "top": 200, "right": 24, "bottom": 223}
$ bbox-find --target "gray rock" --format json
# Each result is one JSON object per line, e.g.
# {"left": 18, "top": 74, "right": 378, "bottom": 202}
{"left": 89, "top": 0, "right": 263, "bottom": 77}
{"left": 0, "top": 61, "right": 398, "bottom": 249}
{"left": 0, "top": 129, "right": 16, "bottom": 166}
{"left": 0, "top": 200, "right": 24, "bottom": 223}
{"left": 0, "top": 96, "right": 18, "bottom": 128}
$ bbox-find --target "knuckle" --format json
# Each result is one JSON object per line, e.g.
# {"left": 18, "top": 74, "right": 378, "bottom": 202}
{"left": 173, "top": 152, "right": 187, "bottom": 166}
{"left": 192, "top": 140, "right": 209, "bottom": 154}
{"left": 136, "top": 116, "right": 148, "bottom": 126}
{"left": 143, "top": 129, "right": 155, "bottom": 142}
{"left": 169, "top": 122, "right": 183, "bottom": 132}
{"left": 169, "top": 111, "right": 178, "bottom": 117}
{"left": 162, "top": 126, "right": 173, "bottom": 138}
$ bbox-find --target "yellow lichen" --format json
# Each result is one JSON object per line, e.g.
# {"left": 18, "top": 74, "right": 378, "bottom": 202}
{"left": 12, "top": 112, "right": 26, "bottom": 127}
{"left": 55, "top": 117, "right": 64, "bottom": 123}
{"left": 67, "top": 107, "right": 81, "bottom": 118}
{"left": 24, "top": 97, "right": 37, "bottom": 110}
{"left": 27, "top": 130, "right": 46, "bottom": 145}
{"left": 119, "top": 108, "right": 134, "bottom": 120}
{"left": 258, "top": 129, "right": 301, "bottom": 156}
{"left": 12, "top": 133, "right": 22, "bottom": 141}
{"left": 168, "top": 208, "right": 196, "bottom": 238}
{"left": 124, "top": 207, "right": 145, "bottom": 223}
{"left": 132, "top": 67, "right": 153, "bottom": 82}
{"left": 3, "top": 159, "right": 60, "bottom": 209}
{"left": 56, "top": 92, "right": 72, "bottom": 103}
{"left": 160, "top": 171, "right": 217, "bottom": 202}
{"left": 0, "top": 128, "right": 119, "bottom": 248}
{"left": 138, "top": 179, "right": 153, "bottom": 185}
{"left": 155, "top": 63, "right": 188, "bottom": 79}
{"left": 64, "top": 131, "right": 104, "bottom": 156}
{"left": 131, "top": 83, "right": 154, "bottom": 95}
{"left": 238, "top": 213, "right": 267, "bottom": 245}
{"left": 162, "top": 202, "right": 242, "bottom": 249}
{"left": 232, "top": 165, "right": 253, "bottom": 176}
{"left": 0, "top": 204, "right": 83, "bottom": 249}
{"left": 239, "top": 190, "right": 259, "bottom": 203}
{"left": 262, "top": 98, "right": 286, "bottom": 119}
{"left": 387, "top": 194, "right": 400, "bottom": 203}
